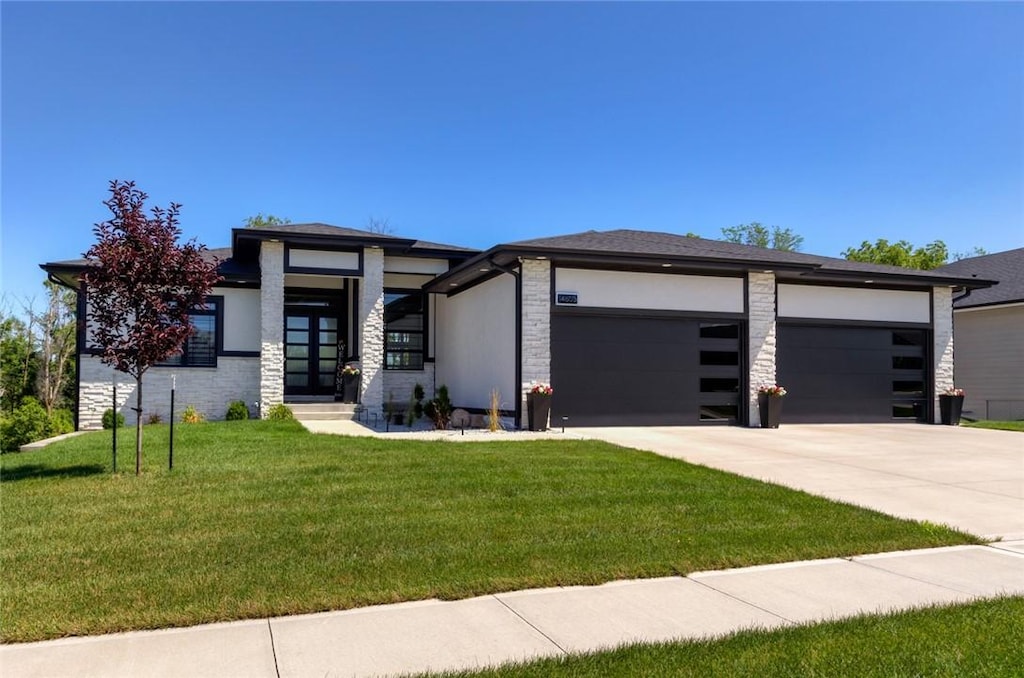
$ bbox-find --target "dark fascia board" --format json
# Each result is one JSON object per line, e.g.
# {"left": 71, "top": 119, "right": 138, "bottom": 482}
{"left": 423, "top": 244, "right": 820, "bottom": 294}
{"left": 781, "top": 268, "right": 1000, "bottom": 290}
{"left": 953, "top": 297, "right": 1024, "bottom": 311}
{"left": 232, "top": 228, "right": 476, "bottom": 265}
{"left": 40, "top": 261, "right": 257, "bottom": 289}
{"left": 425, "top": 243, "right": 1000, "bottom": 295}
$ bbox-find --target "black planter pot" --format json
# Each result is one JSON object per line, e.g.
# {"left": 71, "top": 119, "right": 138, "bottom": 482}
{"left": 758, "top": 393, "right": 784, "bottom": 429}
{"left": 939, "top": 395, "right": 964, "bottom": 426}
{"left": 527, "top": 393, "right": 552, "bottom": 432}
{"left": 341, "top": 374, "right": 360, "bottom": 404}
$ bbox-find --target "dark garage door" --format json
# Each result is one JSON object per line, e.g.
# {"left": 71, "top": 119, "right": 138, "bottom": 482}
{"left": 777, "top": 325, "right": 928, "bottom": 423}
{"left": 550, "top": 313, "right": 743, "bottom": 426}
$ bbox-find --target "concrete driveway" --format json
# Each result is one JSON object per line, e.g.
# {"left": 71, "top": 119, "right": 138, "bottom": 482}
{"left": 576, "top": 424, "right": 1024, "bottom": 541}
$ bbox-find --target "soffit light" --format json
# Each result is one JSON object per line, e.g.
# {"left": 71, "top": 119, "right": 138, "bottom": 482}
{"left": 661, "top": 263, "right": 673, "bottom": 268}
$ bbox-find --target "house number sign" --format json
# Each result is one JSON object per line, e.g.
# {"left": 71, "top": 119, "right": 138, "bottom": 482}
{"left": 555, "top": 292, "right": 579, "bottom": 305}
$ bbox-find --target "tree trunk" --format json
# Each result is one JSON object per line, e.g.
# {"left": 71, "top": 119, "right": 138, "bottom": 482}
{"left": 135, "top": 376, "right": 143, "bottom": 476}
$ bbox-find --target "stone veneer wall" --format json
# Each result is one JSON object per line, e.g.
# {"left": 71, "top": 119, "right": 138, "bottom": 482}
{"left": 747, "top": 271, "right": 777, "bottom": 427}
{"left": 382, "top": 364, "right": 436, "bottom": 412}
{"left": 78, "top": 356, "right": 260, "bottom": 429}
{"left": 360, "top": 248, "right": 385, "bottom": 414}
{"left": 932, "top": 285, "right": 955, "bottom": 423}
{"left": 520, "top": 259, "right": 551, "bottom": 429}
{"left": 259, "top": 241, "right": 285, "bottom": 414}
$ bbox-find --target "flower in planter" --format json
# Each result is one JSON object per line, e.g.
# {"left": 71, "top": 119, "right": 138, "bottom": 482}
{"left": 758, "top": 384, "right": 787, "bottom": 397}
{"left": 529, "top": 382, "right": 554, "bottom": 395}
{"left": 942, "top": 387, "right": 965, "bottom": 397}
{"left": 341, "top": 365, "right": 361, "bottom": 377}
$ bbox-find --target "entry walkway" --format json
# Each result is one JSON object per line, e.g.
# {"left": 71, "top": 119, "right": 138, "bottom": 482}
{"left": 3, "top": 543, "right": 1022, "bottom": 678}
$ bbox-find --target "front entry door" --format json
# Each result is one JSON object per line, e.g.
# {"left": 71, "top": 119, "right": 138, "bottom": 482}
{"left": 285, "top": 311, "right": 340, "bottom": 396}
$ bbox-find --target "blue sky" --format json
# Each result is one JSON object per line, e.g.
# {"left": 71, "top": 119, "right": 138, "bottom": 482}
{"left": 3, "top": 1, "right": 1022, "bottom": 306}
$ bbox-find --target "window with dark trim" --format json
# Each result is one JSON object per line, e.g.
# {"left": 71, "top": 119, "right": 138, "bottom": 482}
{"left": 161, "top": 300, "right": 219, "bottom": 367}
{"left": 384, "top": 290, "right": 425, "bottom": 370}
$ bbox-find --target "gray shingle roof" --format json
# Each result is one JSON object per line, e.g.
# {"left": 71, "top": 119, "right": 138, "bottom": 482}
{"left": 507, "top": 229, "right": 986, "bottom": 281}
{"left": 240, "top": 222, "right": 476, "bottom": 253}
{"left": 937, "top": 248, "right": 1024, "bottom": 307}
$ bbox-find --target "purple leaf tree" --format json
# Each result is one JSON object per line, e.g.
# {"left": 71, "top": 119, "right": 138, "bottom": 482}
{"left": 83, "top": 180, "right": 221, "bottom": 475}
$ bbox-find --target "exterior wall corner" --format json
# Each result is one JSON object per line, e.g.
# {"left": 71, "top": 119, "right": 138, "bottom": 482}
{"left": 259, "top": 241, "right": 285, "bottom": 414}
{"left": 359, "top": 247, "right": 385, "bottom": 414}
{"left": 520, "top": 259, "right": 551, "bottom": 428}
{"left": 747, "top": 272, "right": 777, "bottom": 427}
{"left": 932, "top": 286, "right": 955, "bottom": 423}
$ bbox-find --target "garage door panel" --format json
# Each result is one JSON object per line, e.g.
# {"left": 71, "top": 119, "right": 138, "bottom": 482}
{"left": 778, "top": 325, "right": 928, "bottom": 423}
{"left": 551, "top": 314, "right": 738, "bottom": 426}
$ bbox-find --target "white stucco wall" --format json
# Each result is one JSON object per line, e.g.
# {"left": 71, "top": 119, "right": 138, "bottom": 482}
{"left": 384, "top": 273, "right": 435, "bottom": 289}
{"left": 78, "top": 356, "right": 260, "bottom": 429}
{"left": 384, "top": 256, "right": 450, "bottom": 275}
{"left": 218, "top": 287, "right": 260, "bottom": 353}
{"left": 434, "top": 274, "right": 516, "bottom": 412}
{"left": 778, "top": 284, "right": 930, "bottom": 323}
{"left": 288, "top": 248, "right": 360, "bottom": 271}
{"left": 554, "top": 268, "right": 743, "bottom": 313}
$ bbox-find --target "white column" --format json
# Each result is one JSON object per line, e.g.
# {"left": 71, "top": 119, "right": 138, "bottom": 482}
{"left": 520, "top": 259, "right": 551, "bottom": 429}
{"left": 360, "top": 247, "right": 385, "bottom": 414}
{"left": 747, "top": 271, "right": 777, "bottom": 427}
{"left": 932, "top": 286, "right": 955, "bottom": 423}
{"left": 259, "top": 241, "right": 285, "bottom": 414}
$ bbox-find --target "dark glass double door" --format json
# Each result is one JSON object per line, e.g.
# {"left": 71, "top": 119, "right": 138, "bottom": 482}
{"left": 285, "top": 311, "right": 341, "bottom": 396}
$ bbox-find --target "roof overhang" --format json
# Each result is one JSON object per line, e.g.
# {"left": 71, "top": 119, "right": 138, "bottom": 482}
{"left": 424, "top": 244, "right": 999, "bottom": 295}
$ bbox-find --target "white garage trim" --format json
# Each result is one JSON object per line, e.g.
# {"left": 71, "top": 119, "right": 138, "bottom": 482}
{"left": 555, "top": 268, "right": 744, "bottom": 313}
{"left": 778, "top": 284, "right": 930, "bottom": 323}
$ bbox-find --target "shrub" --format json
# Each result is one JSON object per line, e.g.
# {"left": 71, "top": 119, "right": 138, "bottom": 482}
{"left": 181, "top": 405, "right": 205, "bottom": 424}
{"left": 47, "top": 409, "right": 75, "bottom": 437}
{"left": 423, "top": 385, "right": 453, "bottom": 430}
{"left": 225, "top": 400, "right": 250, "bottom": 421}
{"left": 1, "top": 397, "right": 51, "bottom": 452}
{"left": 266, "top": 404, "right": 294, "bottom": 421}
{"left": 146, "top": 412, "right": 163, "bottom": 425}
{"left": 102, "top": 408, "right": 125, "bottom": 429}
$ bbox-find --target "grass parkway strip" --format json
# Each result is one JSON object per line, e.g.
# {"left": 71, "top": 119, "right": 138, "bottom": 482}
{"left": 425, "top": 596, "right": 1024, "bottom": 678}
{"left": 0, "top": 420, "right": 978, "bottom": 643}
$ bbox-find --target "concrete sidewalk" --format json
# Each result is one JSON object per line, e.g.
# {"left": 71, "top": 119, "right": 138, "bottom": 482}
{"left": 4, "top": 543, "right": 1022, "bottom": 678}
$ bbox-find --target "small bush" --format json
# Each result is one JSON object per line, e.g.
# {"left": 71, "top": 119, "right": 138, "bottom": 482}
{"left": 225, "top": 400, "right": 250, "bottom": 421}
{"left": 181, "top": 405, "right": 205, "bottom": 424}
{"left": 47, "top": 409, "right": 75, "bottom": 437}
{"left": 146, "top": 412, "right": 163, "bottom": 425}
{"left": 102, "top": 408, "right": 125, "bottom": 430}
{"left": 0, "top": 397, "right": 50, "bottom": 452}
{"left": 266, "top": 404, "right": 294, "bottom": 421}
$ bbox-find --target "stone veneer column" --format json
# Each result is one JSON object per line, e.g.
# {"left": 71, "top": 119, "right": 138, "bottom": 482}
{"left": 747, "top": 271, "right": 777, "bottom": 427}
{"left": 520, "top": 259, "right": 551, "bottom": 429}
{"left": 259, "top": 241, "right": 285, "bottom": 415}
{"left": 932, "top": 285, "right": 955, "bottom": 423}
{"left": 360, "top": 247, "right": 385, "bottom": 414}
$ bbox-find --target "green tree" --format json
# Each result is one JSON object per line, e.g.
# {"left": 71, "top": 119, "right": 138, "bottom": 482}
{"left": 0, "top": 312, "right": 37, "bottom": 414}
{"left": 243, "top": 213, "right": 291, "bottom": 228}
{"left": 841, "top": 239, "right": 949, "bottom": 270}
{"left": 29, "top": 281, "right": 77, "bottom": 414}
{"left": 721, "top": 222, "right": 804, "bottom": 252}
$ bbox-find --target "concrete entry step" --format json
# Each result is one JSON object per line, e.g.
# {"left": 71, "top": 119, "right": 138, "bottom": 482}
{"left": 287, "top": 402, "right": 358, "bottom": 421}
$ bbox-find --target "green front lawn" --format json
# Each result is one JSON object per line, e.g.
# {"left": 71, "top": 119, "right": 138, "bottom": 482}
{"left": 965, "top": 420, "right": 1024, "bottom": 432}
{"left": 1, "top": 421, "right": 978, "bottom": 642}
{"left": 430, "top": 597, "right": 1024, "bottom": 678}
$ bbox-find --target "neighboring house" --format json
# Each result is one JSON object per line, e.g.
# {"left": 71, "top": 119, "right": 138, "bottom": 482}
{"left": 42, "top": 225, "right": 993, "bottom": 429}
{"left": 938, "top": 248, "right": 1024, "bottom": 420}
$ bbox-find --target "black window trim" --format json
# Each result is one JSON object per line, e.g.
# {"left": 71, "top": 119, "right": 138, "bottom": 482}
{"left": 156, "top": 295, "right": 224, "bottom": 369}
{"left": 383, "top": 287, "right": 427, "bottom": 371}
